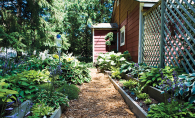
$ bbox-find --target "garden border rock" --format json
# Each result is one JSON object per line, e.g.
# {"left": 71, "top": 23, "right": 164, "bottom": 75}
{"left": 50, "top": 104, "right": 67, "bottom": 118}
{"left": 107, "top": 75, "right": 147, "bottom": 118}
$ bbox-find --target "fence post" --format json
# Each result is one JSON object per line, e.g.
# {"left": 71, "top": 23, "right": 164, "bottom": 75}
{"left": 160, "top": 0, "right": 165, "bottom": 68}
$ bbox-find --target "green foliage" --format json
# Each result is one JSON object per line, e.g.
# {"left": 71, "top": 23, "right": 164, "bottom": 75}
{"left": 0, "top": 79, "right": 18, "bottom": 117}
{"left": 123, "top": 79, "right": 138, "bottom": 90}
{"left": 139, "top": 66, "right": 184, "bottom": 87}
{"left": 96, "top": 51, "right": 130, "bottom": 70}
{"left": 105, "top": 32, "right": 116, "bottom": 46}
{"left": 133, "top": 83, "right": 145, "bottom": 95}
{"left": 139, "top": 68, "right": 162, "bottom": 87}
{"left": 56, "top": 83, "right": 80, "bottom": 100}
{"left": 0, "top": 79, "right": 18, "bottom": 99}
{"left": 177, "top": 73, "right": 195, "bottom": 104}
{"left": 31, "top": 102, "right": 54, "bottom": 117}
{"left": 137, "top": 93, "right": 149, "bottom": 99}
{"left": 144, "top": 98, "right": 152, "bottom": 105}
{"left": 147, "top": 101, "right": 195, "bottom": 118}
{"left": 5, "top": 73, "right": 40, "bottom": 102}
{"left": 111, "top": 67, "right": 121, "bottom": 79}
{"left": 22, "top": 70, "right": 50, "bottom": 84}
{"left": 61, "top": 62, "right": 91, "bottom": 84}
{"left": 34, "top": 90, "right": 69, "bottom": 108}
{"left": 105, "top": 41, "right": 111, "bottom": 46}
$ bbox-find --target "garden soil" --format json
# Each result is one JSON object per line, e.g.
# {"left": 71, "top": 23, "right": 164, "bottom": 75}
{"left": 60, "top": 68, "right": 136, "bottom": 118}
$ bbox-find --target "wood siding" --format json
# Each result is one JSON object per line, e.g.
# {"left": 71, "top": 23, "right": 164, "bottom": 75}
{"left": 94, "top": 30, "right": 117, "bottom": 62}
{"left": 112, "top": 0, "right": 139, "bottom": 25}
{"left": 112, "top": 0, "right": 140, "bottom": 63}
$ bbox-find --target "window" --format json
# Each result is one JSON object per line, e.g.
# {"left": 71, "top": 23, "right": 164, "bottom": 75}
{"left": 120, "top": 26, "right": 125, "bottom": 46}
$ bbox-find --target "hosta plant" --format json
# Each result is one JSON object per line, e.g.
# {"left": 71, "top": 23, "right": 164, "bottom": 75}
{"left": 111, "top": 67, "right": 121, "bottom": 79}
{"left": 137, "top": 93, "right": 149, "bottom": 99}
{"left": 123, "top": 79, "right": 138, "bottom": 91}
{"left": 147, "top": 101, "right": 195, "bottom": 118}
{"left": 30, "top": 102, "right": 54, "bottom": 117}
{"left": 34, "top": 90, "right": 69, "bottom": 108}
{"left": 144, "top": 98, "right": 152, "bottom": 105}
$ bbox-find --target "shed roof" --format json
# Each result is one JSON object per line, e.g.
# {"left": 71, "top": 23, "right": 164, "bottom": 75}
{"left": 91, "top": 23, "right": 118, "bottom": 29}
{"left": 135, "top": 0, "right": 159, "bottom": 2}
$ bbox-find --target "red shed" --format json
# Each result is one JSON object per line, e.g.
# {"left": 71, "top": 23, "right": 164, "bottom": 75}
{"left": 91, "top": 23, "right": 118, "bottom": 63}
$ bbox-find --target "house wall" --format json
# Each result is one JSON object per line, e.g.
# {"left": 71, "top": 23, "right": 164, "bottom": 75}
{"left": 93, "top": 30, "right": 117, "bottom": 62}
{"left": 112, "top": 0, "right": 140, "bottom": 62}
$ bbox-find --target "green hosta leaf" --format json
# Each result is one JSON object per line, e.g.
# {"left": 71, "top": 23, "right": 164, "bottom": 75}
{"left": 21, "top": 82, "right": 30, "bottom": 86}
{"left": 146, "top": 80, "right": 152, "bottom": 84}
{"left": 155, "top": 74, "right": 161, "bottom": 77}
{"left": 84, "top": 77, "right": 90, "bottom": 82}
{"left": 184, "top": 82, "right": 191, "bottom": 87}
{"left": 153, "top": 83, "right": 157, "bottom": 87}
{"left": 189, "top": 73, "right": 195, "bottom": 77}
{"left": 119, "top": 57, "right": 126, "bottom": 61}
{"left": 157, "top": 77, "right": 162, "bottom": 81}
{"left": 191, "top": 87, "right": 195, "bottom": 95}
{"left": 152, "top": 77, "right": 156, "bottom": 81}
{"left": 19, "top": 91, "right": 24, "bottom": 97}
{"left": 188, "top": 96, "right": 195, "bottom": 104}
{"left": 147, "top": 73, "right": 154, "bottom": 77}
{"left": 179, "top": 89, "right": 184, "bottom": 96}
{"left": 178, "top": 75, "right": 186, "bottom": 79}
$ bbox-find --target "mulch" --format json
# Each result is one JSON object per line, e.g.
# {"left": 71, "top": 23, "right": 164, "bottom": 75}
{"left": 60, "top": 68, "right": 136, "bottom": 118}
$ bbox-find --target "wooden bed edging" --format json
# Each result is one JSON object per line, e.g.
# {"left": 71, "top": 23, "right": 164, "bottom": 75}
{"left": 108, "top": 75, "right": 147, "bottom": 118}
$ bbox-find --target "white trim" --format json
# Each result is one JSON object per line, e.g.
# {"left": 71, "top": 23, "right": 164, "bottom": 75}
{"left": 138, "top": 3, "right": 144, "bottom": 63}
{"left": 120, "top": 26, "right": 125, "bottom": 46}
{"left": 117, "top": 32, "right": 119, "bottom": 51}
{"left": 92, "top": 29, "right": 95, "bottom": 63}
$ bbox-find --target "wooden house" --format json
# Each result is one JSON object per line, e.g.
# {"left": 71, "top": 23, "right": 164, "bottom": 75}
{"left": 91, "top": 0, "right": 159, "bottom": 63}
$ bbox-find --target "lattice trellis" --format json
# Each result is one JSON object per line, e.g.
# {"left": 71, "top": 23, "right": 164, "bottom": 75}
{"left": 142, "top": 0, "right": 195, "bottom": 73}
{"left": 142, "top": 2, "right": 162, "bottom": 67}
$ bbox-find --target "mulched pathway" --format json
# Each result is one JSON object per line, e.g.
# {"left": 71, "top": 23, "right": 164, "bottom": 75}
{"left": 60, "top": 68, "right": 136, "bottom": 118}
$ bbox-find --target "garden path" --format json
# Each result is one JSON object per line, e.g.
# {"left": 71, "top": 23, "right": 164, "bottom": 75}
{"left": 61, "top": 68, "right": 136, "bottom": 118}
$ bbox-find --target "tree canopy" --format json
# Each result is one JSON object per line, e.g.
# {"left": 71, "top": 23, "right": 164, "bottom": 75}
{"left": 0, "top": 0, "right": 113, "bottom": 57}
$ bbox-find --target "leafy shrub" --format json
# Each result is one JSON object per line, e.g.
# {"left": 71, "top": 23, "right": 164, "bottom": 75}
{"left": 147, "top": 101, "right": 195, "bottom": 118}
{"left": 56, "top": 83, "right": 80, "bottom": 100}
{"left": 5, "top": 74, "right": 39, "bottom": 102}
{"left": 137, "top": 93, "right": 149, "bottom": 99}
{"left": 34, "top": 90, "right": 69, "bottom": 108}
{"left": 96, "top": 51, "right": 130, "bottom": 70}
{"left": 144, "top": 98, "right": 152, "bottom": 105}
{"left": 22, "top": 70, "right": 50, "bottom": 84}
{"left": 61, "top": 63, "right": 91, "bottom": 84}
{"left": 111, "top": 67, "right": 121, "bottom": 79}
{"left": 31, "top": 102, "right": 54, "bottom": 117}
{"left": 123, "top": 79, "right": 138, "bottom": 90}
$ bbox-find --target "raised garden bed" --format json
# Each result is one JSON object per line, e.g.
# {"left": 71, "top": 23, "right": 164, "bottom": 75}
{"left": 108, "top": 75, "right": 148, "bottom": 118}
{"left": 124, "top": 73, "right": 169, "bottom": 103}
{"left": 10, "top": 100, "right": 67, "bottom": 118}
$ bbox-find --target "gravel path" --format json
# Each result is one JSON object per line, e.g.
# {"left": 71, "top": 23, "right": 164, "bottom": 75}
{"left": 61, "top": 68, "right": 136, "bottom": 118}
